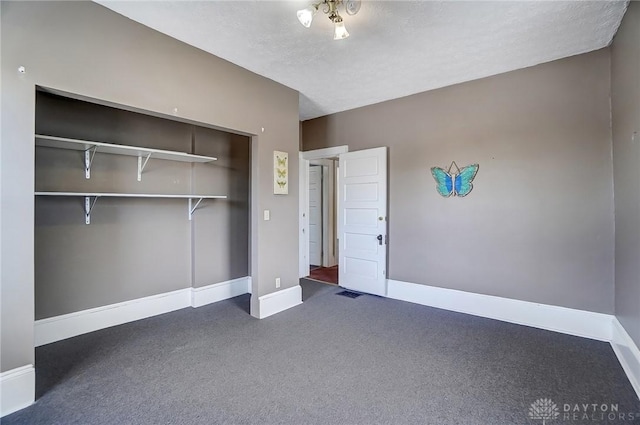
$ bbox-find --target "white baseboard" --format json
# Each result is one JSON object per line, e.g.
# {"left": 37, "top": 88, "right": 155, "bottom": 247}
{"left": 191, "top": 277, "right": 251, "bottom": 308}
{"left": 257, "top": 285, "right": 303, "bottom": 319}
{"left": 387, "top": 279, "right": 612, "bottom": 341}
{"left": 1, "top": 365, "right": 34, "bottom": 417}
{"left": 35, "top": 288, "right": 192, "bottom": 347}
{"left": 35, "top": 277, "right": 251, "bottom": 346}
{"left": 611, "top": 318, "right": 640, "bottom": 400}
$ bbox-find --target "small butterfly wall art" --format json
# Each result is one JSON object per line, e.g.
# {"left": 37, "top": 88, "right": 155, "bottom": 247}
{"left": 274, "top": 151, "right": 289, "bottom": 195}
{"left": 430, "top": 161, "right": 479, "bottom": 198}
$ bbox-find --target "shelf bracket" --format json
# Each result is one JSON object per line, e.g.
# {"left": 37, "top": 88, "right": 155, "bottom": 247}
{"left": 84, "top": 146, "right": 97, "bottom": 179}
{"left": 84, "top": 196, "right": 99, "bottom": 224}
{"left": 188, "top": 197, "right": 204, "bottom": 220}
{"left": 137, "top": 153, "right": 152, "bottom": 181}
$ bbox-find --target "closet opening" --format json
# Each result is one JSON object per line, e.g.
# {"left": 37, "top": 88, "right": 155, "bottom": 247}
{"left": 33, "top": 87, "right": 252, "bottom": 364}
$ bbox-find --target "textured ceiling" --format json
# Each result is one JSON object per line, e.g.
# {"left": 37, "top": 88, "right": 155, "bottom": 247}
{"left": 95, "top": 1, "right": 628, "bottom": 121}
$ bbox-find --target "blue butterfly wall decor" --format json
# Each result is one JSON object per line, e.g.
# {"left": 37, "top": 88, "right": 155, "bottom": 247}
{"left": 430, "top": 161, "right": 479, "bottom": 198}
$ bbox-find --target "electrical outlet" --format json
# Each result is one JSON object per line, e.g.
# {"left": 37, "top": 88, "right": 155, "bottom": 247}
{"left": 275, "top": 277, "right": 281, "bottom": 289}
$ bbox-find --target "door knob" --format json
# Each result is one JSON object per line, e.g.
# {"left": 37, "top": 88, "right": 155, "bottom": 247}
{"left": 377, "top": 234, "right": 383, "bottom": 245}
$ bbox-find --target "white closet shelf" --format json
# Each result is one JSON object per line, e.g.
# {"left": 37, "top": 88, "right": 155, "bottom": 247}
{"left": 35, "top": 192, "right": 226, "bottom": 199}
{"left": 35, "top": 134, "right": 217, "bottom": 181}
{"left": 35, "top": 192, "right": 227, "bottom": 224}
{"left": 35, "top": 135, "right": 217, "bottom": 162}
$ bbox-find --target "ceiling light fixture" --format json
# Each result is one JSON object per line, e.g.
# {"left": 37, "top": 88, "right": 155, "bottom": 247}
{"left": 297, "top": 0, "right": 361, "bottom": 40}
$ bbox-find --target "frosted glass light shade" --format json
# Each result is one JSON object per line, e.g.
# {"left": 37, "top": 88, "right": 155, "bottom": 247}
{"left": 333, "top": 20, "right": 349, "bottom": 40}
{"left": 297, "top": 6, "right": 317, "bottom": 28}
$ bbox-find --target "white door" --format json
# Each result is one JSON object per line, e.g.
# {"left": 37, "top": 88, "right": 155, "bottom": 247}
{"left": 338, "top": 147, "right": 387, "bottom": 296}
{"left": 309, "top": 165, "right": 323, "bottom": 266}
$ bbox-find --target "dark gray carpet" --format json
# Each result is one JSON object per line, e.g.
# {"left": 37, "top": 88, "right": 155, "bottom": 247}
{"left": 4, "top": 279, "right": 639, "bottom": 424}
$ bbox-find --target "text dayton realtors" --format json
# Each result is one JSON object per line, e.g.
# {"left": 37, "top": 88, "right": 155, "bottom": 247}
{"left": 562, "top": 403, "right": 638, "bottom": 422}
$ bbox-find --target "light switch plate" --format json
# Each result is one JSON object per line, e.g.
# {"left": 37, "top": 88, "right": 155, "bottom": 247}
{"left": 264, "top": 210, "right": 270, "bottom": 221}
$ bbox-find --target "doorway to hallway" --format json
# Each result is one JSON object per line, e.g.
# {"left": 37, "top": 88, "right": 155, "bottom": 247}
{"left": 300, "top": 145, "right": 388, "bottom": 296}
{"left": 306, "top": 160, "right": 338, "bottom": 285}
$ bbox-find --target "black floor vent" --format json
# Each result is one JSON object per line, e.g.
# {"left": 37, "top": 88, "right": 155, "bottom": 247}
{"left": 336, "top": 290, "right": 363, "bottom": 299}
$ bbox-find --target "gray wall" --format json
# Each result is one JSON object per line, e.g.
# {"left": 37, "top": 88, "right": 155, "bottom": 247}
{"left": 192, "top": 127, "right": 251, "bottom": 288}
{"left": 303, "top": 49, "right": 615, "bottom": 314}
{"left": 1, "top": 1, "right": 299, "bottom": 373}
{"left": 34, "top": 92, "right": 249, "bottom": 319}
{"left": 611, "top": 1, "right": 640, "bottom": 349}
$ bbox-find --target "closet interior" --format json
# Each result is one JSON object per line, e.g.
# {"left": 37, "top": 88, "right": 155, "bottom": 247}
{"left": 34, "top": 90, "right": 250, "bottom": 321}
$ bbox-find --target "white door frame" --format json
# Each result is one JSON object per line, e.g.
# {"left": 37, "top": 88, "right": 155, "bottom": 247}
{"left": 299, "top": 146, "right": 349, "bottom": 278}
